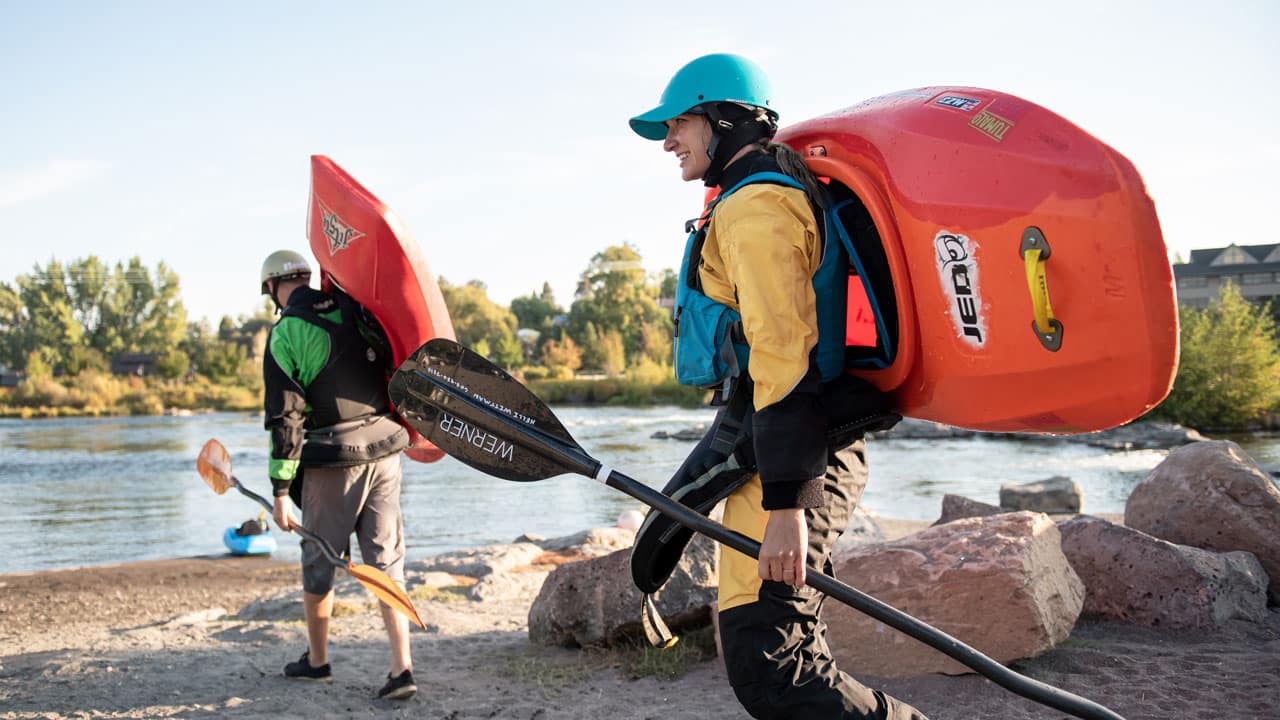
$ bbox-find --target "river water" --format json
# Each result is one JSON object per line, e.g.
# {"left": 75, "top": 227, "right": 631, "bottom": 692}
{"left": 1, "top": 410, "right": 1276, "bottom": 574}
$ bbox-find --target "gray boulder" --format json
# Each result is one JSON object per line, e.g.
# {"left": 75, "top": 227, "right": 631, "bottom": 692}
{"left": 871, "top": 417, "right": 976, "bottom": 440}
{"left": 467, "top": 570, "right": 551, "bottom": 603}
{"left": 409, "top": 541, "right": 545, "bottom": 579}
{"left": 650, "top": 425, "right": 707, "bottom": 441}
{"left": 519, "top": 526, "right": 636, "bottom": 555}
{"left": 1079, "top": 421, "right": 1205, "bottom": 450}
{"left": 1125, "top": 440, "right": 1280, "bottom": 603}
{"left": 528, "top": 533, "right": 717, "bottom": 647}
{"left": 1059, "top": 516, "right": 1269, "bottom": 628}
{"left": 1000, "top": 476, "right": 1082, "bottom": 514}
{"left": 932, "top": 494, "right": 1003, "bottom": 526}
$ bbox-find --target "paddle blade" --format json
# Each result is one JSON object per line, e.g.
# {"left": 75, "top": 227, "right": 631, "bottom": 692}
{"left": 388, "top": 338, "right": 592, "bottom": 482}
{"left": 348, "top": 562, "right": 427, "bottom": 630}
{"left": 196, "top": 439, "right": 235, "bottom": 495}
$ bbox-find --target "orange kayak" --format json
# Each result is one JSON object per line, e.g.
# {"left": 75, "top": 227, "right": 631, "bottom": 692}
{"left": 307, "top": 155, "right": 455, "bottom": 461}
{"left": 775, "top": 88, "right": 1178, "bottom": 433}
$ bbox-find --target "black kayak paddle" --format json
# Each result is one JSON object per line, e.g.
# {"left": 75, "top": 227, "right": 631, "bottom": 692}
{"left": 388, "top": 338, "right": 1125, "bottom": 720}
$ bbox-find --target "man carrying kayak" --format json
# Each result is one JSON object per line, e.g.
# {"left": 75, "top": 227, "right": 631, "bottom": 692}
{"left": 259, "top": 249, "right": 417, "bottom": 700}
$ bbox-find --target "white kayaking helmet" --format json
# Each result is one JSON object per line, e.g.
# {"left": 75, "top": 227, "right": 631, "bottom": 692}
{"left": 260, "top": 250, "right": 312, "bottom": 295}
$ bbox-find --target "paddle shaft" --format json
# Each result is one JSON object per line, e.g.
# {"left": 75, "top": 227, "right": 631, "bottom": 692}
{"left": 230, "top": 477, "right": 348, "bottom": 568}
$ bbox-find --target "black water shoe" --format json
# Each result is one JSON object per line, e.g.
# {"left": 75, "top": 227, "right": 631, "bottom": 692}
{"left": 377, "top": 669, "right": 417, "bottom": 700}
{"left": 284, "top": 650, "right": 332, "bottom": 681}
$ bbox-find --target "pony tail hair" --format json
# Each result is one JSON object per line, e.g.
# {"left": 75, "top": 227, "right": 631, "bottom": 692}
{"left": 764, "top": 141, "right": 827, "bottom": 209}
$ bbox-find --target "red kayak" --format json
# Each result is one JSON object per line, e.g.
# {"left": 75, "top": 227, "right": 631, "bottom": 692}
{"left": 307, "top": 155, "right": 455, "bottom": 462}
{"left": 774, "top": 87, "right": 1178, "bottom": 433}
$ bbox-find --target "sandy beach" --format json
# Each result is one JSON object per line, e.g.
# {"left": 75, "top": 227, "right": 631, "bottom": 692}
{"left": 1, "top": 520, "right": 1276, "bottom": 720}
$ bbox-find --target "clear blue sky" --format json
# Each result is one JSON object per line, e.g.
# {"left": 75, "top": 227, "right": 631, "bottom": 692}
{"left": 2, "top": 1, "right": 1276, "bottom": 326}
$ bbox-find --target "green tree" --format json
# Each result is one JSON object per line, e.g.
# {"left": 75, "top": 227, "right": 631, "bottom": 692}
{"left": 65, "top": 257, "right": 113, "bottom": 353}
{"left": 1151, "top": 282, "right": 1280, "bottom": 429}
{"left": 180, "top": 320, "right": 219, "bottom": 377}
{"left": 202, "top": 342, "right": 250, "bottom": 384}
{"left": 0, "top": 282, "right": 28, "bottom": 369}
{"left": 656, "top": 268, "right": 678, "bottom": 303}
{"left": 638, "top": 320, "right": 673, "bottom": 367}
{"left": 64, "top": 346, "right": 108, "bottom": 375}
{"left": 24, "top": 350, "right": 52, "bottom": 381}
{"left": 492, "top": 333, "right": 523, "bottom": 368}
{"left": 98, "top": 258, "right": 188, "bottom": 355}
{"left": 600, "top": 329, "right": 626, "bottom": 378}
{"left": 541, "top": 335, "right": 583, "bottom": 378}
{"left": 3, "top": 257, "right": 188, "bottom": 374}
{"left": 511, "top": 282, "right": 562, "bottom": 330}
{"left": 578, "top": 321, "right": 605, "bottom": 372}
{"left": 439, "top": 278, "right": 521, "bottom": 366}
{"left": 154, "top": 349, "right": 191, "bottom": 380}
{"left": 567, "top": 244, "right": 670, "bottom": 367}
{"left": 13, "top": 259, "right": 83, "bottom": 374}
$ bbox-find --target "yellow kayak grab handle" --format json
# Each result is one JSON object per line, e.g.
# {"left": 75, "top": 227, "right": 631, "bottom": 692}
{"left": 1021, "top": 227, "right": 1063, "bottom": 351}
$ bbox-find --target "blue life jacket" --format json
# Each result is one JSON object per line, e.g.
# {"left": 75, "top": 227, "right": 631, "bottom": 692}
{"left": 673, "top": 171, "right": 893, "bottom": 389}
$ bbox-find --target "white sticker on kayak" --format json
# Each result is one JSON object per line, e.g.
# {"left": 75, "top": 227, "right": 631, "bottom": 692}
{"left": 934, "top": 231, "right": 986, "bottom": 347}
{"left": 313, "top": 195, "right": 366, "bottom": 256}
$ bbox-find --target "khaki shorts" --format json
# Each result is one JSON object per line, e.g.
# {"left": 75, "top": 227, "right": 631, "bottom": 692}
{"left": 299, "top": 453, "right": 405, "bottom": 595}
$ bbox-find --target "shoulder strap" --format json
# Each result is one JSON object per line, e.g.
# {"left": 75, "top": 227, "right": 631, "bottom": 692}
{"left": 688, "top": 170, "right": 812, "bottom": 289}
{"left": 332, "top": 289, "right": 395, "bottom": 370}
{"left": 281, "top": 289, "right": 342, "bottom": 330}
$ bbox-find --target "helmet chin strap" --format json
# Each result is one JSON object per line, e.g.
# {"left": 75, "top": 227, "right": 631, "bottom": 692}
{"left": 267, "top": 280, "right": 286, "bottom": 315}
{"left": 700, "top": 104, "right": 776, "bottom": 187}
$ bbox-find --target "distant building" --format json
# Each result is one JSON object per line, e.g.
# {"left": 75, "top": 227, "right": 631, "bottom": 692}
{"left": 1173, "top": 243, "right": 1280, "bottom": 318}
{"left": 0, "top": 365, "right": 21, "bottom": 388}
{"left": 111, "top": 353, "right": 159, "bottom": 377}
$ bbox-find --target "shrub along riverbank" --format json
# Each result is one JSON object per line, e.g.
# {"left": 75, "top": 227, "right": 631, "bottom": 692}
{"left": 0, "top": 371, "right": 707, "bottom": 420}
{"left": 528, "top": 377, "right": 707, "bottom": 407}
{"left": 0, "top": 371, "right": 260, "bottom": 419}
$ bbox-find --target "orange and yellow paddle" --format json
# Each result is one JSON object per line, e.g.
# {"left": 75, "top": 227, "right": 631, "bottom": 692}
{"left": 196, "top": 438, "right": 425, "bottom": 629}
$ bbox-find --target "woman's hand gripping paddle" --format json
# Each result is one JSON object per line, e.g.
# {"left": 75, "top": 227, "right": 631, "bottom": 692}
{"left": 387, "top": 338, "right": 1127, "bottom": 720}
{"left": 196, "top": 439, "right": 426, "bottom": 630}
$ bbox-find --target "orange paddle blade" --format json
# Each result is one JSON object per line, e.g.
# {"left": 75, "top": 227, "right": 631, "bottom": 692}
{"left": 197, "top": 439, "right": 235, "bottom": 494}
{"left": 348, "top": 563, "right": 426, "bottom": 630}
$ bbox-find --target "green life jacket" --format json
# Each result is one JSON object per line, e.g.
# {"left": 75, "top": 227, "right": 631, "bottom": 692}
{"left": 275, "top": 288, "right": 407, "bottom": 466}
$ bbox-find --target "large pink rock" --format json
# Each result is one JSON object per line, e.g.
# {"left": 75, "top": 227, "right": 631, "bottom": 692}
{"left": 1125, "top": 440, "right": 1280, "bottom": 603}
{"left": 1059, "top": 516, "right": 1269, "bottom": 628}
{"left": 825, "top": 512, "right": 1083, "bottom": 677}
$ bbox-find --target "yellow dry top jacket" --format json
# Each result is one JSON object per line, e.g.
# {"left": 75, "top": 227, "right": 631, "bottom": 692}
{"left": 691, "top": 152, "right": 831, "bottom": 511}
{"left": 698, "top": 180, "right": 823, "bottom": 412}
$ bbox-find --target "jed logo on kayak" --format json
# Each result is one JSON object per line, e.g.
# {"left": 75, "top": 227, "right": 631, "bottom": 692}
{"left": 437, "top": 413, "right": 516, "bottom": 462}
{"left": 313, "top": 195, "right": 367, "bottom": 256}
{"left": 934, "top": 231, "right": 987, "bottom": 347}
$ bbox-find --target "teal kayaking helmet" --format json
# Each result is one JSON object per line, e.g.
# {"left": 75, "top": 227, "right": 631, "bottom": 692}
{"left": 630, "top": 53, "right": 780, "bottom": 186}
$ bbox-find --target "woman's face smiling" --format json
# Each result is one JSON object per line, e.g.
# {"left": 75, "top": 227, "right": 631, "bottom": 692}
{"left": 663, "top": 112, "right": 712, "bottom": 182}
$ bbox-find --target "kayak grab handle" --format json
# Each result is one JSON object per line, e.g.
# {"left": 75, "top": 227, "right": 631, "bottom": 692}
{"left": 1022, "top": 227, "right": 1062, "bottom": 351}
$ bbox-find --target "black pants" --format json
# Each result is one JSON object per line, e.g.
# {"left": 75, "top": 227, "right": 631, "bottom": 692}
{"left": 718, "top": 441, "right": 927, "bottom": 720}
